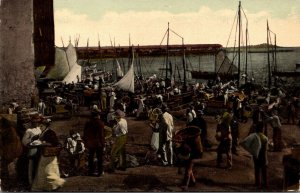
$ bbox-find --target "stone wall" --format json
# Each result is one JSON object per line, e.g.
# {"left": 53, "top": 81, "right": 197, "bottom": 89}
{"left": 0, "top": 0, "right": 37, "bottom": 110}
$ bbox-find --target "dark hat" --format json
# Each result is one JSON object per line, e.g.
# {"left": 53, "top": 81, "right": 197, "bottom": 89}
{"left": 91, "top": 108, "right": 101, "bottom": 116}
{"left": 39, "top": 117, "right": 51, "bottom": 126}
{"left": 198, "top": 110, "right": 204, "bottom": 115}
{"left": 30, "top": 114, "right": 43, "bottom": 123}
{"left": 161, "top": 103, "right": 169, "bottom": 112}
{"left": 115, "top": 109, "right": 125, "bottom": 118}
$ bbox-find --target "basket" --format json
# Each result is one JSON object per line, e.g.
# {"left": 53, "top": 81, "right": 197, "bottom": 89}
{"left": 104, "top": 126, "right": 113, "bottom": 139}
{"left": 291, "top": 146, "right": 300, "bottom": 160}
{"left": 42, "top": 146, "right": 63, "bottom": 157}
{"left": 173, "top": 126, "right": 201, "bottom": 143}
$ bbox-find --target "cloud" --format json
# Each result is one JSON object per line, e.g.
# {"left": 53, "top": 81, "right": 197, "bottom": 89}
{"left": 54, "top": 7, "right": 300, "bottom": 47}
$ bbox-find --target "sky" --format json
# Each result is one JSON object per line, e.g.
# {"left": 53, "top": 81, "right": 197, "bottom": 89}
{"left": 54, "top": 0, "right": 300, "bottom": 47}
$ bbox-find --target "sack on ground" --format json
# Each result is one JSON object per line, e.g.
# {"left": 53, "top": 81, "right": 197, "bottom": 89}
{"left": 150, "top": 132, "right": 159, "bottom": 151}
{"left": 126, "top": 154, "right": 139, "bottom": 168}
{"left": 240, "top": 133, "right": 261, "bottom": 158}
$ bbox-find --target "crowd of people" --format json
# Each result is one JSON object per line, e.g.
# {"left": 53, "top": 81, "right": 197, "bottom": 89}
{"left": 2, "top": 73, "right": 300, "bottom": 191}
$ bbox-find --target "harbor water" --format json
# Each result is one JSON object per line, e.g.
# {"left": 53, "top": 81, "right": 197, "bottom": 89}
{"left": 80, "top": 47, "right": 300, "bottom": 85}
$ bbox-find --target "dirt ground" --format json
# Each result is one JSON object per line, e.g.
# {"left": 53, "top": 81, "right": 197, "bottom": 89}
{"left": 2, "top": 108, "right": 300, "bottom": 192}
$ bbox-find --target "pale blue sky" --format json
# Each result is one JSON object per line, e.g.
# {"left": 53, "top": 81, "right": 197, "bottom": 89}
{"left": 54, "top": 0, "right": 300, "bottom": 19}
{"left": 54, "top": 0, "right": 300, "bottom": 46}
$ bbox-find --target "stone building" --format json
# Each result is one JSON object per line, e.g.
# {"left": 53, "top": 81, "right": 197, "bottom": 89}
{"left": 0, "top": 0, "right": 54, "bottom": 109}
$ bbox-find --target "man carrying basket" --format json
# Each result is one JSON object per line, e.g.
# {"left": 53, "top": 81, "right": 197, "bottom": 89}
{"left": 173, "top": 126, "right": 203, "bottom": 191}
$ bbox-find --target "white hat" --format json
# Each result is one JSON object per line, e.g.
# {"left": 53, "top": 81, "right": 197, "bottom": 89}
{"left": 75, "top": 133, "right": 82, "bottom": 140}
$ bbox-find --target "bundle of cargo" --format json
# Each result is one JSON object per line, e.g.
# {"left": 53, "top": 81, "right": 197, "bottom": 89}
{"left": 17, "top": 108, "right": 39, "bottom": 125}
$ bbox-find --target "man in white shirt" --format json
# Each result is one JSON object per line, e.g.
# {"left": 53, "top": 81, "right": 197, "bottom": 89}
{"left": 109, "top": 92, "right": 117, "bottom": 111}
{"left": 186, "top": 108, "right": 194, "bottom": 125}
{"left": 265, "top": 110, "right": 283, "bottom": 152}
{"left": 159, "top": 104, "right": 174, "bottom": 166}
{"left": 109, "top": 109, "right": 128, "bottom": 172}
{"left": 37, "top": 99, "right": 46, "bottom": 115}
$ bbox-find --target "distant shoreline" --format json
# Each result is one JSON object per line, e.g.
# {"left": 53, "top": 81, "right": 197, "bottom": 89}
{"left": 225, "top": 46, "right": 297, "bottom": 53}
{"left": 225, "top": 49, "right": 294, "bottom": 53}
{"left": 248, "top": 49, "right": 294, "bottom": 53}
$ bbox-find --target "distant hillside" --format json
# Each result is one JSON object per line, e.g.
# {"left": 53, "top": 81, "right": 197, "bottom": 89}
{"left": 226, "top": 44, "right": 294, "bottom": 53}
{"left": 248, "top": 43, "right": 283, "bottom": 48}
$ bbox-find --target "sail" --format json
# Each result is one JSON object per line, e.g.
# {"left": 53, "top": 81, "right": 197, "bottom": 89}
{"left": 63, "top": 62, "right": 82, "bottom": 84}
{"left": 114, "top": 55, "right": 134, "bottom": 93}
{"left": 63, "top": 43, "right": 82, "bottom": 84}
{"left": 216, "top": 50, "right": 238, "bottom": 74}
{"left": 116, "top": 59, "right": 124, "bottom": 77}
{"left": 65, "top": 43, "right": 77, "bottom": 69}
{"left": 46, "top": 47, "right": 69, "bottom": 80}
{"left": 46, "top": 43, "right": 81, "bottom": 83}
{"left": 35, "top": 66, "right": 46, "bottom": 78}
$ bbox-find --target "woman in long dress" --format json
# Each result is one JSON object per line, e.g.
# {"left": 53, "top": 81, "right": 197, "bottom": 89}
{"left": 31, "top": 118, "right": 65, "bottom": 191}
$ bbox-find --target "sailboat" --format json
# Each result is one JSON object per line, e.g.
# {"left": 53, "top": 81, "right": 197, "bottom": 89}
{"left": 116, "top": 59, "right": 124, "bottom": 78}
{"left": 266, "top": 21, "right": 300, "bottom": 81}
{"left": 158, "top": 23, "right": 195, "bottom": 110}
{"left": 44, "top": 43, "right": 82, "bottom": 83}
{"left": 190, "top": 51, "right": 238, "bottom": 81}
{"left": 271, "top": 66, "right": 300, "bottom": 78}
{"left": 191, "top": 1, "right": 249, "bottom": 85}
{"left": 113, "top": 50, "right": 135, "bottom": 93}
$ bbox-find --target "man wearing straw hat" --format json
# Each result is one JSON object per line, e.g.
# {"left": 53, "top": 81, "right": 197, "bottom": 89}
{"left": 173, "top": 126, "right": 203, "bottom": 191}
{"left": 216, "top": 108, "right": 233, "bottom": 169}
{"left": 108, "top": 109, "right": 128, "bottom": 172}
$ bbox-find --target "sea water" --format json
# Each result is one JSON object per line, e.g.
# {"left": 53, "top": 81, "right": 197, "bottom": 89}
{"left": 81, "top": 47, "right": 300, "bottom": 85}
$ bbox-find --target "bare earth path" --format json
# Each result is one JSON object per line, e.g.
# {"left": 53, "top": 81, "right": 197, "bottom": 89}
{"left": 3, "top": 111, "right": 300, "bottom": 192}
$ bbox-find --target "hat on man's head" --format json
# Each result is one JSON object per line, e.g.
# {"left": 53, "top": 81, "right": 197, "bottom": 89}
{"left": 161, "top": 103, "right": 169, "bottom": 112}
{"left": 91, "top": 108, "right": 101, "bottom": 116}
{"left": 115, "top": 109, "right": 125, "bottom": 118}
{"left": 198, "top": 110, "right": 204, "bottom": 115}
{"left": 75, "top": 133, "right": 82, "bottom": 141}
{"left": 30, "top": 113, "right": 43, "bottom": 123}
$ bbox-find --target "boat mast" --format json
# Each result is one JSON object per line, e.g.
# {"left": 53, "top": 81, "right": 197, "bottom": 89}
{"left": 182, "top": 38, "right": 187, "bottom": 92}
{"left": 86, "top": 38, "right": 90, "bottom": 66}
{"left": 245, "top": 24, "right": 248, "bottom": 83}
{"left": 97, "top": 34, "right": 102, "bottom": 67}
{"left": 166, "top": 22, "right": 170, "bottom": 80}
{"left": 128, "top": 34, "right": 132, "bottom": 72}
{"left": 274, "top": 34, "right": 277, "bottom": 73}
{"left": 237, "top": 1, "right": 241, "bottom": 87}
{"left": 267, "top": 20, "right": 271, "bottom": 88}
{"left": 109, "top": 36, "right": 117, "bottom": 81}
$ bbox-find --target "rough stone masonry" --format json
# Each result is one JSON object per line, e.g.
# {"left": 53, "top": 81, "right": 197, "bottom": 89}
{"left": 0, "top": 0, "right": 37, "bottom": 109}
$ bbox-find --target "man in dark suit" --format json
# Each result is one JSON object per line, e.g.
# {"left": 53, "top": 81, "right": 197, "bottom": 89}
{"left": 83, "top": 109, "right": 105, "bottom": 176}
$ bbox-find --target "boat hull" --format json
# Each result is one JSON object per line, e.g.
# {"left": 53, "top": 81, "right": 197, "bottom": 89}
{"left": 191, "top": 71, "right": 239, "bottom": 80}
{"left": 272, "top": 71, "right": 300, "bottom": 77}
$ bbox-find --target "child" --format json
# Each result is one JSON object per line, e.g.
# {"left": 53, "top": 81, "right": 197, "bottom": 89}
{"left": 65, "top": 130, "right": 85, "bottom": 176}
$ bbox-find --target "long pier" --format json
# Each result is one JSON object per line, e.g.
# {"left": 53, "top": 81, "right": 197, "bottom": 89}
{"left": 74, "top": 44, "right": 223, "bottom": 59}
